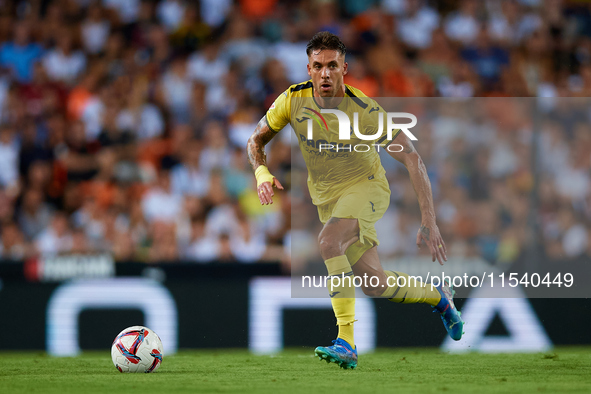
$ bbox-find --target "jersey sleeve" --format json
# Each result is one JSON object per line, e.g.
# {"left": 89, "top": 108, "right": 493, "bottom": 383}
{"left": 265, "top": 89, "right": 291, "bottom": 132}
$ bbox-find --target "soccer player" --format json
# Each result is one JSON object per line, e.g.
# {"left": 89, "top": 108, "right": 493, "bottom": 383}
{"left": 247, "top": 32, "right": 463, "bottom": 369}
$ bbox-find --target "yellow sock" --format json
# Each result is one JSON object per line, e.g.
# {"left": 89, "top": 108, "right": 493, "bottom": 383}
{"left": 325, "top": 255, "right": 355, "bottom": 348}
{"left": 381, "top": 270, "right": 441, "bottom": 306}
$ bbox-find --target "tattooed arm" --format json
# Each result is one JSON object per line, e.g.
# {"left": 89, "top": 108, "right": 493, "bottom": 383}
{"left": 387, "top": 133, "right": 447, "bottom": 265}
{"left": 247, "top": 116, "right": 275, "bottom": 171}
{"left": 247, "top": 115, "right": 284, "bottom": 205}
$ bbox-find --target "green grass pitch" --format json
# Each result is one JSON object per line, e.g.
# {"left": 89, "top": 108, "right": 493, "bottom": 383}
{"left": 1, "top": 348, "right": 590, "bottom": 393}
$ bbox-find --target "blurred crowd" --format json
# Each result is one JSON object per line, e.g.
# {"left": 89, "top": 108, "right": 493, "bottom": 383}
{"left": 0, "top": 0, "right": 589, "bottom": 265}
{"left": 377, "top": 98, "right": 591, "bottom": 265}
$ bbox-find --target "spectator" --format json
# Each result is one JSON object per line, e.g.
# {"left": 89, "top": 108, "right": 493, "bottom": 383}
{"left": 59, "top": 119, "right": 100, "bottom": 182}
{"left": 271, "top": 23, "right": 309, "bottom": 84}
{"left": 144, "top": 24, "right": 174, "bottom": 70}
{"left": 418, "top": 29, "right": 457, "bottom": 86}
{"left": 511, "top": 29, "right": 552, "bottom": 95}
{"left": 98, "top": 104, "right": 135, "bottom": 149}
{"left": 35, "top": 211, "right": 73, "bottom": 256}
{"left": 438, "top": 61, "right": 478, "bottom": 97}
{"left": 0, "top": 22, "right": 43, "bottom": 83}
{"left": 200, "top": 120, "right": 232, "bottom": 173}
{"left": 156, "top": 56, "right": 192, "bottom": 123}
{"left": 187, "top": 41, "right": 229, "bottom": 89}
{"left": 169, "top": 3, "right": 211, "bottom": 53}
{"left": 18, "top": 118, "right": 53, "bottom": 179}
{"left": 170, "top": 140, "right": 210, "bottom": 197}
{"left": 220, "top": 16, "right": 268, "bottom": 79}
{"left": 444, "top": 0, "right": 480, "bottom": 45}
{"left": 81, "top": 3, "right": 111, "bottom": 55}
{"left": 71, "top": 229, "right": 93, "bottom": 254}
{"left": 558, "top": 208, "right": 588, "bottom": 258}
{"left": 42, "top": 28, "right": 87, "bottom": 86}
{"left": 141, "top": 169, "right": 183, "bottom": 223}
{"left": 116, "top": 78, "right": 164, "bottom": 141}
{"left": 157, "top": 0, "right": 185, "bottom": 33}
{"left": 0, "top": 222, "right": 28, "bottom": 260}
{"left": 21, "top": 63, "right": 67, "bottom": 119}
{"left": 0, "top": 124, "right": 19, "bottom": 191}
{"left": 17, "top": 188, "right": 52, "bottom": 240}
{"left": 487, "top": 0, "right": 540, "bottom": 46}
{"left": 229, "top": 214, "right": 266, "bottom": 263}
{"left": 147, "top": 220, "right": 179, "bottom": 262}
{"left": 461, "top": 28, "right": 509, "bottom": 88}
{"left": 396, "top": 0, "right": 439, "bottom": 49}
{"left": 224, "top": 148, "right": 251, "bottom": 199}
{"left": 204, "top": 174, "right": 236, "bottom": 236}
{"left": 112, "top": 230, "right": 136, "bottom": 261}
{"left": 184, "top": 217, "right": 219, "bottom": 262}
{"left": 228, "top": 93, "right": 260, "bottom": 148}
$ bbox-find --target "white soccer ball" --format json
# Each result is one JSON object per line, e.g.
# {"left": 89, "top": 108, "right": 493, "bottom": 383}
{"left": 111, "top": 326, "right": 163, "bottom": 373}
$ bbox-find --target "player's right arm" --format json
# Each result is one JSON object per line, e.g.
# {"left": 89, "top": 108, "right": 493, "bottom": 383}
{"left": 247, "top": 115, "right": 284, "bottom": 205}
{"left": 247, "top": 88, "right": 292, "bottom": 205}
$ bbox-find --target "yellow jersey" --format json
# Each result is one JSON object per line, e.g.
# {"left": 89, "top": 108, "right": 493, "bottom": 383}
{"left": 266, "top": 80, "right": 400, "bottom": 206}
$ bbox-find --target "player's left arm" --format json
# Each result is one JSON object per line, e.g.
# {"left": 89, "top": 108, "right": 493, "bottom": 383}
{"left": 387, "top": 133, "right": 447, "bottom": 265}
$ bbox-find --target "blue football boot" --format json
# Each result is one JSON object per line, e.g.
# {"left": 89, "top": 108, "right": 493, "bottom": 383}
{"left": 314, "top": 338, "right": 358, "bottom": 369}
{"left": 434, "top": 279, "right": 464, "bottom": 341}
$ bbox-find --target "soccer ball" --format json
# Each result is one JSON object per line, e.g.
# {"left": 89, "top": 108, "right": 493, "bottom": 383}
{"left": 111, "top": 326, "right": 163, "bottom": 373}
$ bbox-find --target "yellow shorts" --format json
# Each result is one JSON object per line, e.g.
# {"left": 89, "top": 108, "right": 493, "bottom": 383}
{"left": 317, "top": 175, "right": 390, "bottom": 265}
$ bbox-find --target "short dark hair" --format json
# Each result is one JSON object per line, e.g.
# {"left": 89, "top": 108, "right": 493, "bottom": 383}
{"left": 306, "top": 31, "right": 346, "bottom": 57}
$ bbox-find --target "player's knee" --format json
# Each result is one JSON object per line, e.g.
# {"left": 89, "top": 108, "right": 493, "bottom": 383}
{"left": 318, "top": 232, "right": 344, "bottom": 260}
